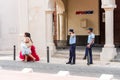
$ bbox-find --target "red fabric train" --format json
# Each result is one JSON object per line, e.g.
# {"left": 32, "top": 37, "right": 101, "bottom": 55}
{"left": 19, "top": 45, "right": 40, "bottom": 61}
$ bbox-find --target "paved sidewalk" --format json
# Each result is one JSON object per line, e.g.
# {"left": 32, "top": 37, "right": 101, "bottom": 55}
{"left": 40, "top": 57, "right": 120, "bottom": 68}
{"left": 0, "top": 51, "right": 120, "bottom": 79}
{"left": 0, "top": 60, "right": 119, "bottom": 79}
{"left": 0, "top": 50, "right": 120, "bottom": 68}
{"left": 0, "top": 70, "right": 98, "bottom": 80}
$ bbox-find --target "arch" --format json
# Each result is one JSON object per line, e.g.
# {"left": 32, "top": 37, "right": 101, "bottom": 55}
{"left": 46, "top": 0, "right": 65, "bottom": 13}
{"left": 56, "top": 0, "right": 65, "bottom": 14}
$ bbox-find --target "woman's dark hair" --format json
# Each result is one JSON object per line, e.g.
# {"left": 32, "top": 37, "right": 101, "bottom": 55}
{"left": 24, "top": 32, "right": 33, "bottom": 43}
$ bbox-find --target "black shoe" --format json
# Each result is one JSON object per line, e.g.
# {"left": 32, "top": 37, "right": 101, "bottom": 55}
{"left": 90, "top": 63, "right": 93, "bottom": 64}
{"left": 83, "top": 57, "right": 86, "bottom": 60}
{"left": 87, "top": 63, "right": 90, "bottom": 65}
{"left": 71, "top": 63, "right": 75, "bottom": 65}
{"left": 87, "top": 63, "right": 93, "bottom": 65}
{"left": 66, "top": 62, "right": 71, "bottom": 64}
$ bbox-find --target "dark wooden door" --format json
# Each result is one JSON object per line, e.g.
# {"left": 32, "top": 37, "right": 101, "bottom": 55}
{"left": 100, "top": 0, "right": 120, "bottom": 46}
{"left": 114, "top": 0, "right": 120, "bottom": 46}
{"left": 100, "top": 0, "right": 105, "bottom": 45}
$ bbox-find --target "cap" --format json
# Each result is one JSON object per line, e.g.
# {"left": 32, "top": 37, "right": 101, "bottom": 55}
{"left": 69, "top": 29, "right": 74, "bottom": 33}
{"left": 88, "top": 28, "right": 93, "bottom": 32}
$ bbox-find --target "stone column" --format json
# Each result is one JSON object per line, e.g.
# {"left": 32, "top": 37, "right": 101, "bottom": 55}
{"left": 104, "top": 8, "right": 114, "bottom": 48}
{"left": 45, "top": 0, "right": 56, "bottom": 61}
{"left": 46, "top": 11, "right": 56, "bottom": 56}
{"left": 100, "top": 0, "right": 117, "bottom": 61}
{"left": 57, "top": 14, "right": 60, "bottom": 40}
{"left": 59, "top": 14, "right": 66, "bottom": 40}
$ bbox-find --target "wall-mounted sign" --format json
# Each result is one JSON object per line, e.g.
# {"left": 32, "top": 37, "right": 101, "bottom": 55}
{"left": 81, "top": 19, "right": 87, "bottom": 28}
{"left": 76, "top": 10, "right": 94, "bottom": 15}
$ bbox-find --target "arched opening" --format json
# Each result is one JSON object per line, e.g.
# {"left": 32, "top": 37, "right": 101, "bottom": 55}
{"left": 114, "top": 0, "right": 120, "bottom": 46}
{"left": 52, "top": 0, "right": 101, "bottom": 61}
{"left": 53, "top": 0, "right": 101, "bottom": 48}
{"left": 53, "top": 0, "right": 120, "bottom": 48}
{"left": 53, "top": 0, "right": 66, "bottom": 48}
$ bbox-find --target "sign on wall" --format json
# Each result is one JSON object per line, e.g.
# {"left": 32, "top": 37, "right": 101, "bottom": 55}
{"left": 76, "top": 10, "right": 94, "bottom": 15}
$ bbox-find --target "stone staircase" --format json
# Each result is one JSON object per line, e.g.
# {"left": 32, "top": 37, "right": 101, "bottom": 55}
{"left": 112, "top": 55, "right": 120, "bottom": 62}
{"left": 52, "top": 46, "right": 102, "bottom": 61}
{"left": 111, "top": 48, "right": 120, "bottom": 62}
{"left": 53, "top": 47, "right": 120, "bottom": 62}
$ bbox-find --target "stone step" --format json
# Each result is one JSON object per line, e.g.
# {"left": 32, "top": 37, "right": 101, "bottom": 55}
{"left": 111, "top": 59, "right": 120, "bottom": 62}
{"left": 53, "top": 48, "right": 100, "bottom": 60}
{"left": 111, "top": 54, "right": 120, "bottom": 62}
{"left": 52, "top": 52, "right": 100, "bottom": 60}
{"left": 56, "top": 46, "right": 102, "bottom": 53}
{"left": 55, "top": 50, "right": 100, "bottom": 55}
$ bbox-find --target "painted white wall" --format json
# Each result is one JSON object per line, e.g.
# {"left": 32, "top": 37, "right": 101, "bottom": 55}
{"left": 0, "top": 0, "right": 50, "bottom": 57}
{"left": 28, "top": 0, "right": 47, "bottom": 56}
{"left": 0, "top": 0, "right": 48, "bottom": 56}
{"left": 18, "top": 0, "right": 29, "bottom": 34}
{"left": 0, "top": 0, "right": 19, "bottom": 50}
{"left": 26, "top": 0, "right": 56, "bottom": 56}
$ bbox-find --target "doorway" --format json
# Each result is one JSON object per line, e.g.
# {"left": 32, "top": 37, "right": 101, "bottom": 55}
{"left": 100, "top": 0, "right": 120, "bottom": 47}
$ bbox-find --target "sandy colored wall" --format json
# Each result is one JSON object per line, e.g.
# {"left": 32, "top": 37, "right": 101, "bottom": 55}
{"left": 67, "top": 0, "right": 99, "bottom": 35}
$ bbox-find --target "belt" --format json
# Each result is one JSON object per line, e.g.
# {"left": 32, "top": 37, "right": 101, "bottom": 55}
{"left": 70, "top": 44, "right": 76, "bottom": 45}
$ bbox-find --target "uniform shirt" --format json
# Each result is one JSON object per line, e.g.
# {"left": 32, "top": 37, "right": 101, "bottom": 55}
{"left": 69, "top": 34, "right": 76, "bottom": 45}
{"left": 87, "top": 33, "right": 95, "bottom": 44}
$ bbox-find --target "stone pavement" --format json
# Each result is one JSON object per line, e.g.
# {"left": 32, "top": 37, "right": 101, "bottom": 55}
{"left": 0, "top": 50, "right": 120, "bottom": 68}
{"left": 0, "top": 51, "right": 120, "bottom": 79}
{"left": 0, "top": 70, "right": 98, "bottom": 80}
{"left": 1, "top": 51, "right": 120, "bottom": 69}
{"left": 0, "top": 60, "right": 119, "bottom": 79}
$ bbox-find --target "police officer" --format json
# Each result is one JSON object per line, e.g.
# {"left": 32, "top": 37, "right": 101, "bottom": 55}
{"left": 66, "top": 29, "right": 76, "bottom": 65}
{"left": 83, "top": 28, "right": 95, "bottom": 65}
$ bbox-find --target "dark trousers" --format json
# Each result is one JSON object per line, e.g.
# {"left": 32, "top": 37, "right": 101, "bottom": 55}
{"left": 84, "top": 44, "right": 94, "bottom": 64}
{"left": 69, "top": 44, "right": 76, "bottom": 63}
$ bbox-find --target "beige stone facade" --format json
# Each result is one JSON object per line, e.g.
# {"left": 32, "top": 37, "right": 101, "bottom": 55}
{"left": 67, "top": 0, "right": 99, "bottom": 35}
{"left": 0, "top": 0, "right": 118, "bottom": 61}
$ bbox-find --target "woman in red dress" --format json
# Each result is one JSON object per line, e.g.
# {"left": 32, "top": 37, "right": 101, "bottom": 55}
{"left": 19, "top": 32, "right": 40, "bottom": 62}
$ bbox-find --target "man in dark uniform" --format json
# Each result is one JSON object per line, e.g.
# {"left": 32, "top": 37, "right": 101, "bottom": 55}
{"left": 83, "top": 28, "right": 95, "bottom": 65}
{"left": 66, "top": 29, "right": 76, "bottom": 65}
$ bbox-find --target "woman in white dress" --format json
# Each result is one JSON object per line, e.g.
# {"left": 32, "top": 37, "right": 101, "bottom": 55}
{"left": 21, "top": 32, "right": 36, "bottom": 62}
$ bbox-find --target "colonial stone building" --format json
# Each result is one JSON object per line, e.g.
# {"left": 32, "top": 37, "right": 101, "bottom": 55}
{"left": 0, "top": 0, "right": 119, "bottom": 61}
